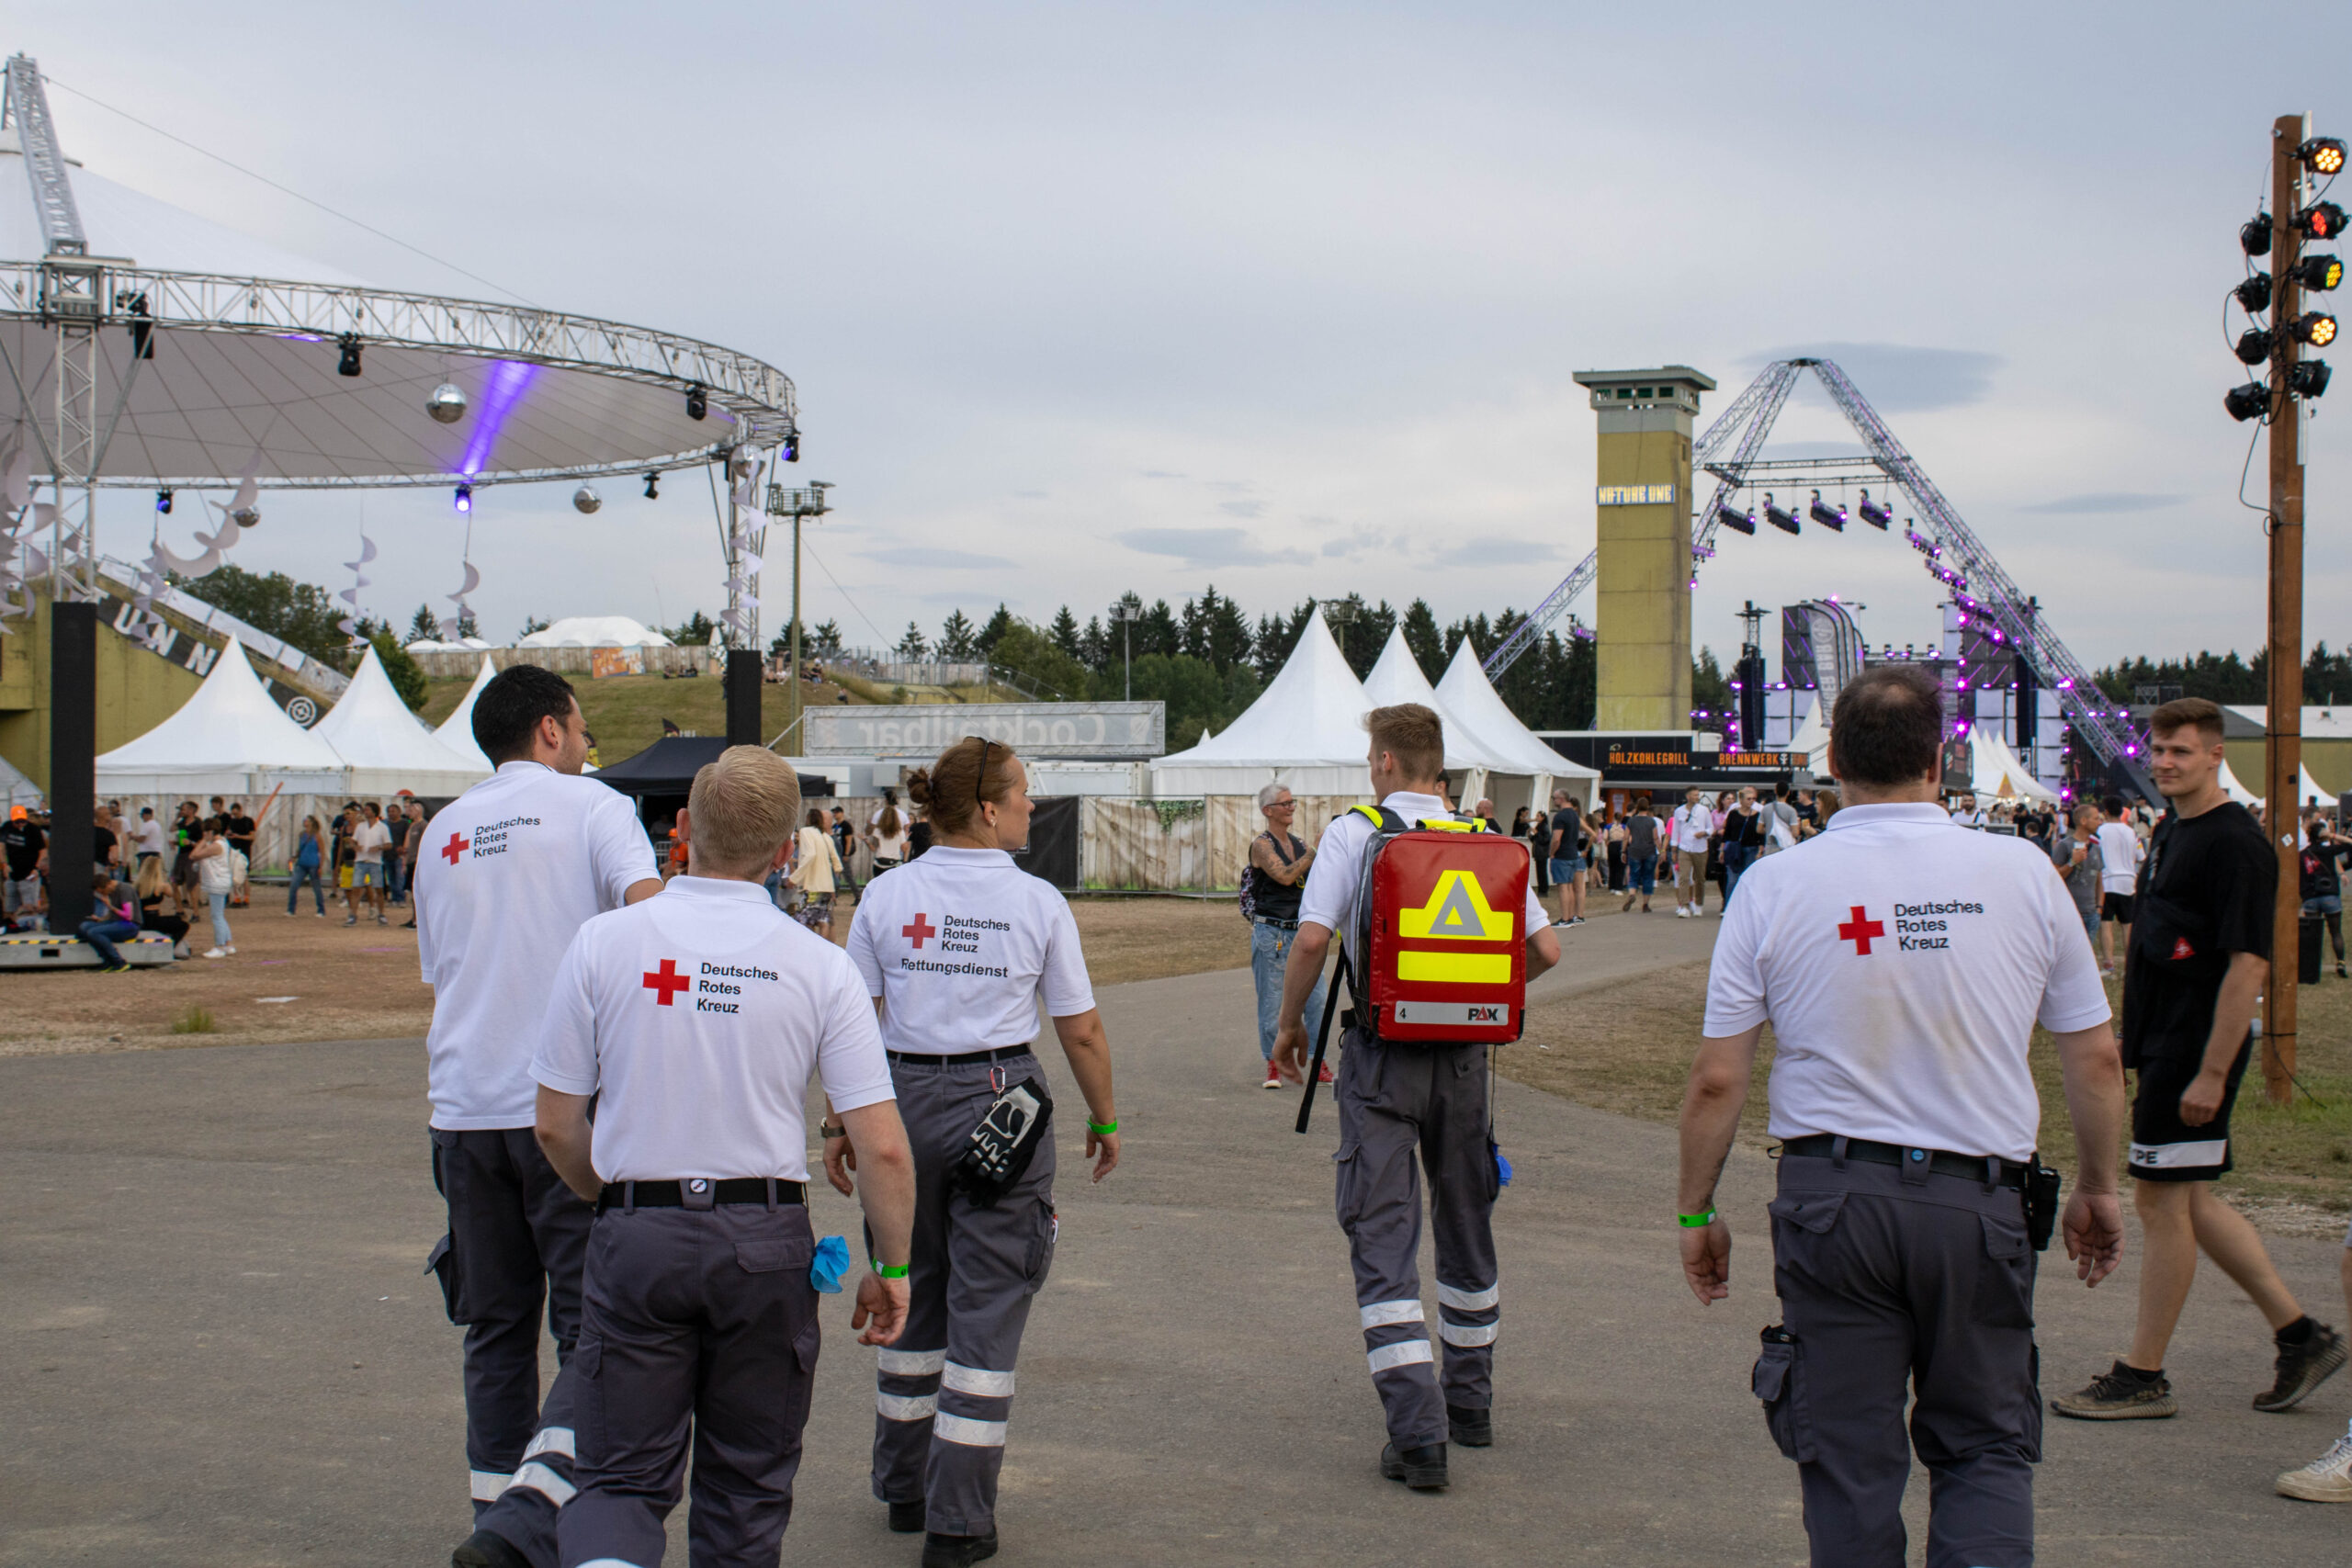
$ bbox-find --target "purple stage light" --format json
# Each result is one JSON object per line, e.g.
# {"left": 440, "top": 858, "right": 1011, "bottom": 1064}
{"left": 458, "top": 360, "right": 541, "bottom": 478}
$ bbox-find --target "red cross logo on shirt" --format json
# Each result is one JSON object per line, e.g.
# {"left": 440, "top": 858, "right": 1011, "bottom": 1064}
{"left": 441, "top": 831, "right": 470, "bottom": 865}
{"left": 902, "top": 913, "right": 937, "bottom": 950}
{"left": 1838, "top": 905, "right": 1886, "bottom": 956}
{"left": 642, "top": 959, "right": 691, "bottom": 1006}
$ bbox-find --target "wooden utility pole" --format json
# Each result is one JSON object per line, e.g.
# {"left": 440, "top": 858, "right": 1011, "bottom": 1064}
{"left": 2261, "top": 112, "right": 2309, "bottom": 1103}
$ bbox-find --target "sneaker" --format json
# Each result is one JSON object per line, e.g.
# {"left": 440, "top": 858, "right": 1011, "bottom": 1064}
{"left": 2277, "top": 1427, "right": 2352, "bottom": 1502}
{"left": 343, "top": 915, "right": 357, "bottom": 926}
{"left": 1621, "top": 895, "right": 1635, "bottom": 913}
{"left": 1568, "top": 915, "right": 1585, "bottom": 926}
{"left": 921, "top": 1530, "right": 999, "bottom": 1568}
{"left": 1676, "top": 905, "right": 1691, "bottom": 919}
{"left": 2256, "top": 1322, "right": 2348, "bottom": 1412}
{"left": 451, "top": 1527, "right": 531, "bottom": 1568}
{"left": 376, "top": 914, "right": 389, "bottom": 926}
{"left": 202, "top": 947, "right": 227, "bottom": 959}
{"left": 1447, "top": 1404, "right": 1493, "bottom": 1448}
{"left": 1550, "top": 918, "right": 1572, "bottom": 928}
{"left": 1380, "top": 1440, "right": 1449, "bottom": 1490}
{"left": 1262, "top": 1066, "right": 1282, "bottom": 1089}
{"left": 1317, "top": 1062, "right": 1335, "bottom": 1085}
{"left": 887, "top": 1499, "right": 927, "bottom": 1534}
{"left": 2050, "top": 1359, "right": 2177, "bottom": 1419}
{"left": 224, "top": 945, "right": 235, "bottom": 954}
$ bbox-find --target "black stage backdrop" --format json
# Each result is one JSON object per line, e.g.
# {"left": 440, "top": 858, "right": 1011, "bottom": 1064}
{"left": 1015, "top": 795, "right": 1080, "bottom": 889}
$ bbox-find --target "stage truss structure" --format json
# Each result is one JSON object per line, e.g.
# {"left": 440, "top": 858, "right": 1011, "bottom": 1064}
{"left": 2, "top": 54, "right": 797, "bottom": 647}
{"left": 1482, "top": 356, "right": 2142, "bottom": 769}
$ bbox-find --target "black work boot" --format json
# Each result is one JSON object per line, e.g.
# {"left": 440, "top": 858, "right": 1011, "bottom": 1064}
{"left": 451, "top": 1529, "right": 529, "bottom": 1568}
{"left": 888, "top": 1499, "right": 928, "bottom": 1534}
{"left": 1447, "top": 1404, "right": 1493, "bottom": 1448}
{"left": 1380, "top": 1440, "right": 1449, "bottom": 1490}
{"left": 922, "top": 1529, "right": 1000, "bottom": 1567}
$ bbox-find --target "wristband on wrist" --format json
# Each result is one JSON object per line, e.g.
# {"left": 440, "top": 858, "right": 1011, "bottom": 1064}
{"left": 820, "top": 1123, "right": 847, "bottom": 1139}
{"left": 870, "top": 1260, "right": 909, "bottom": 1279}
{"left": 1087, "top": 1117, "right": 1119, "bottom": 1135}
{"left": 1677, "top": 1208, "right": 1718, "bottom": 1228}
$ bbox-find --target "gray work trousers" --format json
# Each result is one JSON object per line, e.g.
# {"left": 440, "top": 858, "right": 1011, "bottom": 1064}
{"left": 561, "top": 1200, "right": 821, "bottom": 1568}
{"left": 1760, "top": 1153, "right": 2042, "bottom": 1568}
{"left": 1333, "top": 1029, "right": 1500, "bottom": 1449}
{"left": 871, "top": 1053, "right": 1057, "bottom": 1538}
{"left": 430, "top": 1125, "right": 594, "bottom": 1548}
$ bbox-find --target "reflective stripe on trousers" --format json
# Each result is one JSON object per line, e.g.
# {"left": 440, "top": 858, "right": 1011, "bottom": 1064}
{"left": 872, "top": 1052, "right": 1057, "bottom": 1539}
{"left": 1333, "top": 1030, "right": 1501, "bottom": 1448}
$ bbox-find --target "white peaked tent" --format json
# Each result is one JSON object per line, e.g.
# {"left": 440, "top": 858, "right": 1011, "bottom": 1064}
{"left": 2218, "top": 758, "right": 2260, "bottom": 807}
{"left": 311, "top": 647, "right": 492, "bottom": 796}
{"left": 1786, "top": 704, "right": 1832, "bottom": 775}
{"left": 1966, "top": 725, "right": 2059, "bottom": 805}
{"left": 1150, "top": 609, "right": 1374, "bottom": 795}
{"left": 1362, "top": 628, "right": 1513, "bottom": 773}
{"left": 1435, "top": 641, "right": 1600, "bottom": 808}
{"left": 435, "top": 656, "right": 498, "bottom": 771}
{"left": 96, "top": 641, "right": 346, "bottom": 795}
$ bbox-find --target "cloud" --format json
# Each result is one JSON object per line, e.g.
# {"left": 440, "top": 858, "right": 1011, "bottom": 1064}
{"left": 857, "top": 546, "right": 1017, "bottom": 569}
{"left": 1012, "top": 489, "right": 1048, "bottom": 499}
{"left": 1115, "top": 527, "right": 1311, "bottom": 568}
{"left": 1747, "top": 344, "right": 2004, "bottom": 412}
{"left": 1204, "top": 479, "right": 1253, "bottom": 493}
{"left": 1428, "top": 534, "right": 1560, "bottom": 569}
{"left": 1139, "top": 469, "right": 1188, "bottom": 479}
{"left": 2017, "top": 491, "right": 2185, "bottom": 515}
{"left": 1217, "top": 498, "right": 1267, "bottom": 518}
{"left": 1319, "top": 521, "right": 1399, "bottom": 559}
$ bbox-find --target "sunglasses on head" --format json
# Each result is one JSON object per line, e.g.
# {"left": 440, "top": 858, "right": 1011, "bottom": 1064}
{"left": 967, "top": 738, "right": 993, "bottom": 805}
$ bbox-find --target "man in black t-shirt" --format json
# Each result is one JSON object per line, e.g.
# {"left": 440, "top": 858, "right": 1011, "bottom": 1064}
{"left": 2, "top": 808, "right": 43, "bottom": 918}
{"left": 1544, "top": 788, "right": 1584, "bottom": 928}
{"left": 2302, "top": 814, "right": 2347, "bottom": 979}
{"left": 2054, "top": 698, "right": 2345, "bottom": 1424}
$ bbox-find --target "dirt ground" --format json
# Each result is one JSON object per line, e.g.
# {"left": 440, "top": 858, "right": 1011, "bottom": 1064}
{"left": 0, "top": 889, "right": 1255, "bottom": 1058}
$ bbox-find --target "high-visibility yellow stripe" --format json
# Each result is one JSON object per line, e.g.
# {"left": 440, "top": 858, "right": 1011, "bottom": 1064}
{"left": 1396, "top": 950, "right": 1511, "bottom": 985}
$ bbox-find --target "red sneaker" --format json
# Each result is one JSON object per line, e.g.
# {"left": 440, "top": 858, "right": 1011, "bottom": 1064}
{"left": 1317, "top": 1063, "right": 1335, "bottom": 1085}
{"left": 1261, "top": 1065, "right": 1282, "bottom": 1089}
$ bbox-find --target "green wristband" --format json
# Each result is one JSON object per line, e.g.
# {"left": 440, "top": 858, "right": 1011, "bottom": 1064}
{"left": 1677, "top": 1208, "right": 1718, "bottom": 1228}
{"left": 870, "top": 1260, "right": 910, "bottom": 1279}
{"left": 1088, "top": 1118, "right": 1119, "bottom": 1135}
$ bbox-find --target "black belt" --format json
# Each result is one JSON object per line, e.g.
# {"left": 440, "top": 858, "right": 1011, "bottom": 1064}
{"left": 1779, "top": 1134, "right": 2028, "bottom": 1189}
{"left": 888, "top": 1045, "right": 1035, "bottom": 1066}
{"left": 1255, "top": 916, "right": 1301, "bottom": 930}
{"left": 597, "top": 1178, "right": 806, "bottom": 1213}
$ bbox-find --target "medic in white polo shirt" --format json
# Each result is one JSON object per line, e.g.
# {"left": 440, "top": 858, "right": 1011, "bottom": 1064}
{"left": 531, "top": 744, "right": 916, "bottom": 1568}
{"left": 837, "top": 737, "right": 1120, "bottom": 1568}
{"left": 1676, "top": 665, "right": 2127, "bottom": 1568}
{"left": 414, "top": 665, "right": 662, "bottom": 1568}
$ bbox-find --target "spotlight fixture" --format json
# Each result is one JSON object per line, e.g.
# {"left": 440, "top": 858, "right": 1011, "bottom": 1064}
{"left": 684, "top": 383, "right": 707, "bottom": 421}
{"left": 1807, "top": 489, "right": 1847, "bottom": 531}
{"left": 2235, "top": 327, "right": 2275, "bottom": 364}
{"left": 124, "top": 292, "right": 154, "bottom": 360}
{"left": 2293, "top": 311, "right": 2339, "bottom": 347}
{"left": 2298, "top": 201, "right": 2346, "bottom": 242}
{"left": 2290, "top": 359, "right": 2333, "bottom": 400}
{"left": 1714, "top": 502, "right": 1756, "bottom": 536}
{"left": 2234, "top": 273, "right": 2274, "bottom": 313}
{"left": 572, "top": 483, "right": 602, "bottom": 514}
{"left": 337, "top": 333, "right": 363, "bottom": 378}
{"left": 2242, "top": 213, "right": 2273, "bottom": 256}
{"left": 2292, "top": 254, "right": 2345, "bottom": 291}
{"left": 154, "top": 488, "right": 173, "bottom": 514}
{"left": 1857, "top": 489, "right": 1893, "bottom": 529}
{"left": 1762, "top": 491, "right": 1800, "bottom": 536}
{"left": 454, "top": 484, "right": 472, "bottom": 513}
{"left": 782, "top": 431, "right": 800, "bottom": 463}
{"left": 426, "top": 382, "right": 468, "bottom": 423}
{"left": 2224, "top": 381, "right": 2270, "bottom": 422}
{"left": 2301, "top": 136, "right": 2347, "bottom": 176}
{"left": 643, "top": 471, "right": 660, "bottom": 500}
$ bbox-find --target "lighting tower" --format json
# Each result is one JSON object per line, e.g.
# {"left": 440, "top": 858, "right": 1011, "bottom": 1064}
{"left": 1735, "top": 601, "right": 1768, "bottom": 750}
{"left": 2225, "top": 117, "right": 2340, "bottom": 1102}
{"left": 1109, "top": 593, "right": 1144, "bottom": 701}
{"left": 764, "top": 480, "right": 833, "bottom": 750}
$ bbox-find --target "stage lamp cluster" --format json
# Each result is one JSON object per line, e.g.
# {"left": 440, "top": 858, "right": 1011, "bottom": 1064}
{"left": 2226, "top": 132, "right": 2337, "bottom": 423}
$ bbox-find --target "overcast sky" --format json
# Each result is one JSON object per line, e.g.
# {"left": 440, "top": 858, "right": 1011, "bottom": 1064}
{"left": 17, "top": 4, "right": 2350, "bottom": 677}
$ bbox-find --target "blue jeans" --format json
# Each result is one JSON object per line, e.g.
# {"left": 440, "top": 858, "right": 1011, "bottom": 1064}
{"left": 80, "top": 918, "right": 140, "bottom": 966}
{"left": 207, "top": 891, "right": 232, "bottom": 949}
{"left": 1722, "top": 843, "right": 1756, "bottom": 900}
{"left": 1251, "top": 919, "right": 1327, "bottom": 1063}
{"left": 288, "top": 862, "right": 326, "bottom": 913}
{"left": 1626, "top": 854, "right": 1657, "bottom": 896}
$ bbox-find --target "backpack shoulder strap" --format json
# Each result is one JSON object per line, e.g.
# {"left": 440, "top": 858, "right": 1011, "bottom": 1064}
{"left": 1350, "top": 803, "right": 1410, "bottom": 836}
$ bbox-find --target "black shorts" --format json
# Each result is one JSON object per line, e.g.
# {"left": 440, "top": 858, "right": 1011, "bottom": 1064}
{"left": 2102, "top": 892, "right": 2134, "bottom": 922}
{"left": 2128, "top": 1042, "right": 2253, "bottom": 1182}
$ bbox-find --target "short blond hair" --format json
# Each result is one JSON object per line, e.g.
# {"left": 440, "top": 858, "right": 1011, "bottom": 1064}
{"left": 686, "top": 746, "right": 804, "bottom": 876}
{"left": 1366, "top": 703, "right": 1444, "bottom": 783}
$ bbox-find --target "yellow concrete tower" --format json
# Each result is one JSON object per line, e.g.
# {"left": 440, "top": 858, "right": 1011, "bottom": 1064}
{"left": 1570, "top": 366, "right": 1714, "bottom": 731}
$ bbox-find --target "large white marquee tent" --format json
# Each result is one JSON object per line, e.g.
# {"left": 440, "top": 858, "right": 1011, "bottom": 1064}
{"left": 1149, "top": 612, "right": 1374, "bottom": 796}
{"left": 1435, "top": 642, "right": 1599, "bottom": 810}
{"left": 308, "top": 647, "right": 490, "bottom": 796}
{"left": 95, "top": 641, "right": 345, "bottom": 795}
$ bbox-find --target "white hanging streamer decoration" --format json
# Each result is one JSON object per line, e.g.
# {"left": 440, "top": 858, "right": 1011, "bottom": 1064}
{"left": 337, "top": 531, "right": 379, "bottom": 638}
{"left": 438, "top": 558, "right": 481, "bottom": 643}
{"left": 139, "top": 448, "right": 264, "bottom": 649}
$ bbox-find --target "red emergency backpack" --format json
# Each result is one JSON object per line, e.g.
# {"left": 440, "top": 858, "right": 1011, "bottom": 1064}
{"left": 1341, "top": 803, "right": 1531, "bottom": 1045}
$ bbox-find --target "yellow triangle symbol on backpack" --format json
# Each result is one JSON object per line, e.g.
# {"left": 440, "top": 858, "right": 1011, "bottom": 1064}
{"left": 1399, "top": 870, "right": 1507, "bottom": 942}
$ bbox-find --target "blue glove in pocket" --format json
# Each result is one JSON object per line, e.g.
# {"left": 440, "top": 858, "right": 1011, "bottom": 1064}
{"left": 1492, "top": 1142, "right": 1514, "bottom": 1189}
{"left": 810, "top": 1234, "right": 851, "bottom": 1293}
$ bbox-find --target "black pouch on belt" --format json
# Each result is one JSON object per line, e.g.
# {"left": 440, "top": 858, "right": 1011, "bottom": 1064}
{"left": 2025, "top": 1155, "right": 2061, "bottom": 1252}
{"left": 948, "top": 1077, "right": 1055, "bottom": 1208}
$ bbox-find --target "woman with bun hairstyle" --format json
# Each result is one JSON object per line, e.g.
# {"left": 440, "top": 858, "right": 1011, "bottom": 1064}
{"left": 833, "top": 736, "right": 1121, "bottom": 1568}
